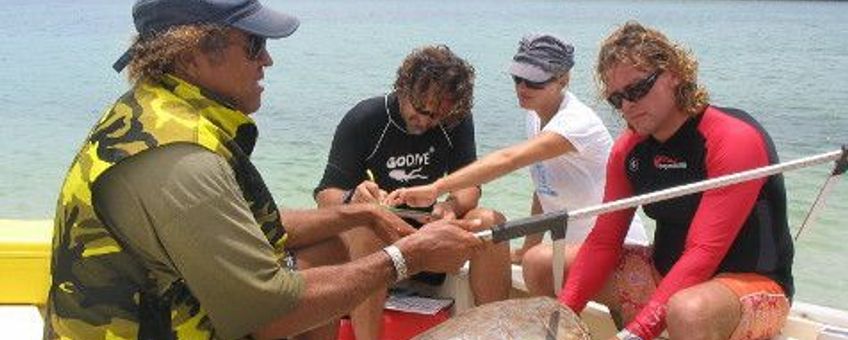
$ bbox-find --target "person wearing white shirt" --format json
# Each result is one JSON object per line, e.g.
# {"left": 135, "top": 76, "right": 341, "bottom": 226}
{"left": 386, "top": 33, "right": 647, "bottom": 297}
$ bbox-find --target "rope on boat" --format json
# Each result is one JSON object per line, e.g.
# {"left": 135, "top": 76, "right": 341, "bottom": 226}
{"left": 794, "top": 145, "right": 848, "bottom": 240}
{"left": 477, "top": 146, "right": 847, "bottom": 243}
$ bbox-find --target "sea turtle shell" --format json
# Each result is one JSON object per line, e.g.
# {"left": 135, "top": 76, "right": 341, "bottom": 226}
{"left": 414, "top": 297, "right": 591, "bottom": 340}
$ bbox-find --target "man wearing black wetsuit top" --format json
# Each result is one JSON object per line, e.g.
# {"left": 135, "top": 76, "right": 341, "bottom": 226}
{"left": 314, "top": 45, "right": 510, "bottom": 340}
{"left": 559, "top": 22, "right": 794, "bottom": 340}
{"left": 316, "top": 92, "right": 477, "bottom": 199}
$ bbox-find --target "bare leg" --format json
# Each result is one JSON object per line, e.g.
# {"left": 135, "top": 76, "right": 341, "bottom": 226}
{"left": 512, "top": 193, "right": 545, "bottom": 264}
{"left": 666, "top": 281, "right": 741, "bottom": 340}
{"left": 291, "top": 236, "right": 350, "bottom": 340}
{"left": 590, "top": 269, "right": 628, "bottom": 330}
{"left": 464, "top": 208, "right": 510, "bottom": 305}
{"left": 521, "top": 242, "right": 580, "bottom": 297}
{"left": 341, "top": 226, "right": 387, "bottom": 340}
{"left": 522, "top": 242, "right": 634, "bottom": 330}
{"left": 592, "top": 246, "right": 657, "bottom": 330}
{"left": 511, "top": 233, "right": 544, "bottom": 264}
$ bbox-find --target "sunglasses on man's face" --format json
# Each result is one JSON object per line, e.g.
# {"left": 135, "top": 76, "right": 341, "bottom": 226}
{"left": 606, "top": 70, "right": 663, "bottom": 110}
{"left": 512, "top": 76, "right": 551, "bottom": 90}
{"left": 244, "top": 34, "right": 267, "bottom": 60}
{"left": 411, "top": 101, "right": 437, "bottom": 118}
{"left": 410, "top": 97, "right": 458, "bottom": 121}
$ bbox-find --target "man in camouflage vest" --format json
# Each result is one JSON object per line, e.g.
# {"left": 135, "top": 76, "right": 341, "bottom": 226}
{"left": 46, "top": 1, "right": 483, "bottom": 339}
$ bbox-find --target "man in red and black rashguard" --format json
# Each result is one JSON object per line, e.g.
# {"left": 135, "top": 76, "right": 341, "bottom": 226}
{"left": 558, "top": 22, "right": 793, "bottom": 340}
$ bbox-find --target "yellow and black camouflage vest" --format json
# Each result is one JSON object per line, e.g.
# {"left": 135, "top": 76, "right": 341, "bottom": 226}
{"left": 47, "top": 74, "right": 288, "bottom": 339}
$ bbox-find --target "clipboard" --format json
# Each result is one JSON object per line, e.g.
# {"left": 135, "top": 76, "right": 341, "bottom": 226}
{"left": 386, "top": 206, "right": 432, "bottom": 220}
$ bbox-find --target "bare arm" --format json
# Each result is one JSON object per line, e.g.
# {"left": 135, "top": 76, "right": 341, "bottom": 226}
{"left": 253, "top": 249, "right": 395, "bottom": 339}
{"left": 438, "top": 186, "right": 480, "bottom": 219}
{"left": 523, "top": 192, "right": 545, "bottom": 245}
{"left": 281, "top": 204, "right": 415, "bottom": 249}
{"left": 253, "top": 219, "right": 483, "bottom": 339}
{"left": 315, "top": 181, "right": 386, "bottom": 209}
{"left": 512, "top": 192, "right": 544, "bottom": 262}
{"left": 387, "top": 132, "right": 575, "bottom": 208}
{"left": 436, "top": 132, "right": 574, "bottom": 194}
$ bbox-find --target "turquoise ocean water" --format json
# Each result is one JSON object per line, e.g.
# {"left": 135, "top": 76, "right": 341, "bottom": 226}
{"left": 1, "top": 0, "right": 846, "bottom": 309}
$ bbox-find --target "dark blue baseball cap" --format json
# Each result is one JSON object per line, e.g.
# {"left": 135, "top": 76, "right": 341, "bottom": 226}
{"left": 113, "top": 0, "right": 300, "bottom": 72}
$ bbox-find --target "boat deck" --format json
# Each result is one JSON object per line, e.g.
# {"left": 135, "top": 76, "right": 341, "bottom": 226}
{"left": 2, "top": 219, "right": 847, "bottom": 339}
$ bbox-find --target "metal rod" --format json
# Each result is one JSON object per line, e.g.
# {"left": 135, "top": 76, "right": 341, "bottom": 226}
{"left": 476, "top": 148, "right": 845, "bottom": 241}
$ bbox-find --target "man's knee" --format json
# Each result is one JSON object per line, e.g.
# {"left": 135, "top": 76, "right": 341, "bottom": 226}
{"left": 519, "top": 244, "right": 555, "bottom": 296}
{"left": 466, "top": 208, "right": 509, "bottom": 256}
{"left": 666, "top": 288, "right": 713, "bottom": 328}
{"left": 667, "top": 281, "right": 743, "bottom": 339}
{"left": 522, "top": 244, "right": 551, "bottom": 271}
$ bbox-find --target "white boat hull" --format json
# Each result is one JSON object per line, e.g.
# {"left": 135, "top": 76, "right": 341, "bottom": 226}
{"left": 434, "top": 264, "right": 848, "bottom": 340}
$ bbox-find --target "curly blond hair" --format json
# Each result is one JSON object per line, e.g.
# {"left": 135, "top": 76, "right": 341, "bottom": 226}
{"left": 393, "top": 45, "right": 475, "bottom": 125}
{"left": 126, "top": 24, "right": 230, "bottom": 84}
{"left": 596, "top": 21, "right": 709, "bottom": 117}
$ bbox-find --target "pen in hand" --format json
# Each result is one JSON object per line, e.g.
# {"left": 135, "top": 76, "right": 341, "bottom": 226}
{"left": 363, "top": 169, "right": 387, "bottom": 203}
{"left": 370, "top": 169, "right": 435, "bottom": 222}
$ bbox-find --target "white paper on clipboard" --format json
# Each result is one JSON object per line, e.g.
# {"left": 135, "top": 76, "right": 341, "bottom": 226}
{"left": 385, "top": 295, "right": 453, "bottom": 315}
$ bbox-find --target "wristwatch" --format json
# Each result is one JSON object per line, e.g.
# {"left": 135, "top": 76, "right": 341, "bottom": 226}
{"left": 382, "top": 245, "right": 408, "bottom": 282}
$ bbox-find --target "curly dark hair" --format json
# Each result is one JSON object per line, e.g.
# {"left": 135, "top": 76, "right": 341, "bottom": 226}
{"left": 393, "top": 45, "right": 475, "bottom": 124}
{"left": 126, "top": 24, "right": 230, "bottom": 84}
{"left": 596, "top": 21, "right": 709, "bottom": 117}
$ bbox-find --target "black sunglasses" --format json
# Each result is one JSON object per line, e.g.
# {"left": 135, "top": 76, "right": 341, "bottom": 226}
{"left": 245, "top": 34, "right": 267, "bottom": 60}
{"left": 410, "top": 97, "right": 456, "bottom": 119}
{"left": 512, "top": 76, "right": 551, "bottom": 90}
{"left": 409, "top": 97, "right": 436, "bottom": 117}
{"left": 606, "top": 70, "right": 663, "bottom": 110}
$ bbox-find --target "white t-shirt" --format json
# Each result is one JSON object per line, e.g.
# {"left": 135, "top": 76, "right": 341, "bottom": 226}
{"left": 526, "top": 91, "right": 648, "bottom": 245}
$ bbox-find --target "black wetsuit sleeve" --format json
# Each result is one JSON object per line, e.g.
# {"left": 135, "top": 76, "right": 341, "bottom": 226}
{"left": 445, "top": 115, "right": 477, "bottom": 173}
{"left": 314, "top": 106, "right": 372, "bottom": 196}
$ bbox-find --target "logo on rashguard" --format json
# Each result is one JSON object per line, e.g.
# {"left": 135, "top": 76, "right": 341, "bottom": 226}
{"left": 628, "top": 157, "right": 639, "bottom": 172}
{"left": 653, "top": 155, "right": 688, "bottom": 170}
{"left": 388, "top": 167, "right": 428, "bottom": 182}
{"left": 386, "top": 147, "right": 434, "bottom": 183}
